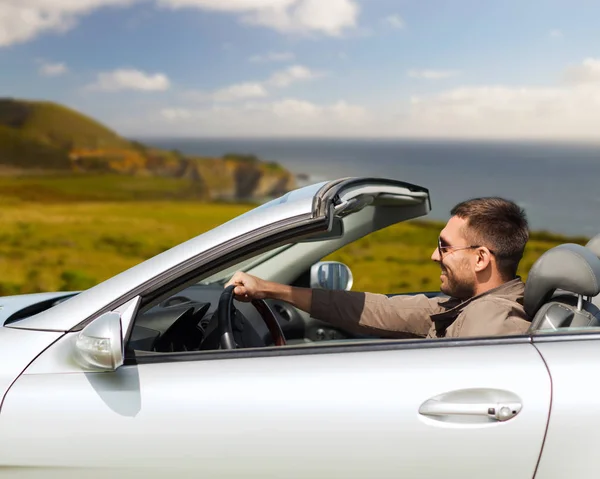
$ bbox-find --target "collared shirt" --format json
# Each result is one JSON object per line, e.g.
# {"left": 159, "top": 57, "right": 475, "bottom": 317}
{"left": 310, "top": 278, "right": 531, "bottom": 339}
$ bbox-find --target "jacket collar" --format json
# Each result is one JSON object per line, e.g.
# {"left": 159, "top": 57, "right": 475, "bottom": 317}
{"left": 430, "top": 278, "right": 525, "bottom": 337}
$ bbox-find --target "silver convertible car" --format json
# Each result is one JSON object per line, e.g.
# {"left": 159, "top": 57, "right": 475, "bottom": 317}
{"left": 1, "top": 177, "right": 600, "bottom": 478}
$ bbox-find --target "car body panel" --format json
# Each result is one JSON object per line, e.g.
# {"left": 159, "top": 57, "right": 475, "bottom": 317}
{"left": 0, "top": 292, "right": 77, "bottom": 326}
{"left": 0, "top": 328, "right": 62, "bottom": 406}
{"left": 533, "top": 337, "right": 600, "bottom": 478}
{"left": 1, "top": 339, "right": 550, "bottom": 478}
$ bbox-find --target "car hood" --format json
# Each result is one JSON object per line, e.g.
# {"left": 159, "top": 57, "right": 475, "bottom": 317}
{"left": 0, "top": 292, "right": 79, "bottom": 326}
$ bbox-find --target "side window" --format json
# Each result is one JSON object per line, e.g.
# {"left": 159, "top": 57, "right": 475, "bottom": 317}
{"left": 126, "top": 243, "right": 315, "bottom": 355}
{"left": 125, "top": 238, "right": 380, "bottom": 356}
{"left": 127, "top": 283, "right": 221, "bottom": 353}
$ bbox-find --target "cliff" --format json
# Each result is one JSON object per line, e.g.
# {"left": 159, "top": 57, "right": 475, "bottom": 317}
{"left": 0, "top": 98, "right": 295, "bottom": 200}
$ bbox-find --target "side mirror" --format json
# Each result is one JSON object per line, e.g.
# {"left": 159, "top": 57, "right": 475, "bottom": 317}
{"left": 73, "top": 312, "right": 124, "bottom": 372}
{"left": 310, "top": 261, "right": 354, "bottom": 291}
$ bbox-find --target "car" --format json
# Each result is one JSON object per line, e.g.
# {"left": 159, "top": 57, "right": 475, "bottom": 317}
{"left": 0, "top": 176, "right": 599, "bottom": 478}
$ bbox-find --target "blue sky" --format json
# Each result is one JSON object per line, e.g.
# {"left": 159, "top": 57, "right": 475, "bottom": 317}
{"left": 2, "top": 0, "right": 600, "bottom": 139}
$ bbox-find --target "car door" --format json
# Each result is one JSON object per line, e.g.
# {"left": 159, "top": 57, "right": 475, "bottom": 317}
{"left": 531, "top": 334, "right": 600, "bottom": 479}
{"left": 0, "top": 334, "right": 550, "bottom": 478}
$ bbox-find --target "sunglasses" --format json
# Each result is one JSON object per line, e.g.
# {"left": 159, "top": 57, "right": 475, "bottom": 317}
{"left": 437, "top": 237, "right": 495, "bottom": 257}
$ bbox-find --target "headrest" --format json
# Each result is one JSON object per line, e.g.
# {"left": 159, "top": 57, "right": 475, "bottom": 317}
{"left": 530, "top": 294, "right": 600, "bottom": 331}
{"left": 586, "top": 234, "right": 600, "bottom": 258}
{"left": 524, "top": 243, "right": 600, "bottom": 317}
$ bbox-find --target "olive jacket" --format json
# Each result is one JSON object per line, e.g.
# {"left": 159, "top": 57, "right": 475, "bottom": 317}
{"left": 310, "top": 278, "right": 531, "bottom": 339}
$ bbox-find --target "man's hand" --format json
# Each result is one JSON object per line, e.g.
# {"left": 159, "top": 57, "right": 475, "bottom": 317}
{"left": 225, "top": 271, "right": 313, "bottom": 313}
{"left": 225, "top": 272, "right": 268, "bottom": 302}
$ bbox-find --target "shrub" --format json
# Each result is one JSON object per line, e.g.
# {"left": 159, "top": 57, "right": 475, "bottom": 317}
{"left": 0, "top": 281, "right": 21, "bottom": 296}
{"left": 59, "top": 270, "right": 96, "bottom": 291}
{"left": 96, "top": 234, "right": 146, "bottom": 257}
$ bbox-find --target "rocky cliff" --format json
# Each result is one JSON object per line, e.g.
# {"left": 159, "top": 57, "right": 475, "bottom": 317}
{"left": 0, "top": 98, "right": 295, "bottom": 200}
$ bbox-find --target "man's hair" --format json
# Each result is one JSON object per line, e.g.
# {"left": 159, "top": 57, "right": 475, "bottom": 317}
{"left": 451, "top": 197, "right": 529, "bottom": 279}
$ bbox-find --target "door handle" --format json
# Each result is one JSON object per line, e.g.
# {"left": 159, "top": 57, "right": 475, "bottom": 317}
{"left": 419, "top": 399, "right": 522, "bottom": 421}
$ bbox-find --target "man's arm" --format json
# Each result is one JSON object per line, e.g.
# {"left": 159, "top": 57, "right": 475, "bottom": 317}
{"left": 226, "top": 272, "right": 443, "bottom": 338}
{"left": 225, "top": 272, "right": 313, "bottom": 312}
{"left": 310, "top": 288, "right": 439, "bottom": 338}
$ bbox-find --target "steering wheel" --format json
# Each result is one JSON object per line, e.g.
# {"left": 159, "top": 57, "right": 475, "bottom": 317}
{"left": 218, "top": 285, "right": 287, "bottom": 349}
{"left": 153, "top": 303, "right": 210, "bottom": 352}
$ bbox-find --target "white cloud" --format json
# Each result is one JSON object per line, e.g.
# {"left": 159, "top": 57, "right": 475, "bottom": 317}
{"left": 408, "top": 69, "right": 461, "bottom": 80}
{"left": 549, "top": 29, "right": 563, "bottom": 38}
{"left": 384, "top": 14, "right": 405, "bottom": 29}
{"left": 0, "top": 0, "right": 138, "bottom": 48}
{"left": 248, "top": 98, "right": 368, "bottom": 126}
{"left": 185, "top": 65, "right": 321, "bottom": 104}
{"left": 156, "top": 0, "right": 294, "bottom": 10}
{"left": 286, "top": 0, "right": 358, "bottom": 36}
{"left": 152, "top": 57, "right": 600, "bottom": 139}
{"left": 404, "top": 60, "right": 600, "bottom": 139}
{"left": 161, "top": 108, "right": 193, "bottom": 120}
{"left": 38, "top": 61, "right": 68, "bottom": 77}
{"left": 212, "top": 82, "right": 268, "bottom": 102}
{"left": 267, "top": 65, "right": 322, "bottom": 87}
{"left": 87, "top": 69, "right": 171, "bottom": 92}
{"left": 565, "top": 57, "right": 600, "bottom": 84}
{"left": 0, "top": 0, "right": 358, "bottom": 48}
{"left": 125, "top": 98, "right": 370, "bottom": 136}
{"left": 249, "top": 51, "right": 295, "bottom": 63}
{"left": 160, "top": 0, "right": 359, "bottom": 36}
{"left": 268, "top": 98, "right": 320, "bottom": 117}
{"left": 109, "top": 57, "right": 600, "bottom": 140}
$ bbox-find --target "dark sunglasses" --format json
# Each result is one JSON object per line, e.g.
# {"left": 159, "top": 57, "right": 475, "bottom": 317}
{"left": 437, "top": 237, "right": 495, "bottom": 257}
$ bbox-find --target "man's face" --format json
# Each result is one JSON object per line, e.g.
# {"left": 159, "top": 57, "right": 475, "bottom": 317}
{"left": 430, "top": 216, "right": 477, "bottom": 299}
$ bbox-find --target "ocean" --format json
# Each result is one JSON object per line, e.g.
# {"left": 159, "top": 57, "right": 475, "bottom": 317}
{"left": 142, "top": 138, "right": 600, "bottom": 238}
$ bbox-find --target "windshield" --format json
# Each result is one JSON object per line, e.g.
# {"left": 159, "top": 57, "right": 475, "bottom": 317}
{"left": 198, "top": 245, "right": 292, "bottom": 285}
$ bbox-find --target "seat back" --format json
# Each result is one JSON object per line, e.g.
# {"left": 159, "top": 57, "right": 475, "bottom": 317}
{"left": 529, "top": 293, "right": 600, "bottom": 332}
{"left": 525, "top": 243, "right": 600, "bottom": 333}
{"left": 586, "top": 233, "right": 600, "bottom": 308}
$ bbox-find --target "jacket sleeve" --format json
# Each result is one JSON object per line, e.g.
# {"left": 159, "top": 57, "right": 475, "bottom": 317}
{"left": 310, "top": 289, "right": 445, "bottom": 338}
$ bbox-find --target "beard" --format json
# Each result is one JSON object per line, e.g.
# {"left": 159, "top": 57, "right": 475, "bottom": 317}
{"left": 440, "top": 261, "right": 476, "bottom": 299}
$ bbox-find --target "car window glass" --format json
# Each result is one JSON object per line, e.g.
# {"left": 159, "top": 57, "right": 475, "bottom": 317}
{"left": 198, "top": 245, "right": 291, "bottom": 285}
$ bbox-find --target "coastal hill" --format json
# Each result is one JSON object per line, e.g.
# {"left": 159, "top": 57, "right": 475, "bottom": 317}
{"left": 0, "top": 98, "right": 295, "bottom": 201}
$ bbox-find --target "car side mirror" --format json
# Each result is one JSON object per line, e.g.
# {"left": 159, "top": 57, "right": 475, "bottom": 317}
{"left": 73, "top": 312, "right": 124, "bottom": 372}
{"left": 310, "top": 261, "right": 354, "bottom": 291}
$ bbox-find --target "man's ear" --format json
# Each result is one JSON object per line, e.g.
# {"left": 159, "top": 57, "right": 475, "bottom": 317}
{"left": 473, "top": 248, "right": 493, "bottom": 272}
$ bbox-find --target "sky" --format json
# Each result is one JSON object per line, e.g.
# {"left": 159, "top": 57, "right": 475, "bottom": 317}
{"left": 2, "top": 0, "right": 600, "bottom": 139}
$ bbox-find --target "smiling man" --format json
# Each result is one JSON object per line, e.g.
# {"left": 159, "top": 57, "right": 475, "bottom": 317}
{"left": 226, "top": 197, "right": 532, "bottom": 339}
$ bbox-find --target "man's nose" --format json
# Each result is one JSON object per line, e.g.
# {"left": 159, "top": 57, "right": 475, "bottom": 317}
{"left": 431, "top": 247, "right": 440, "bottom": 262}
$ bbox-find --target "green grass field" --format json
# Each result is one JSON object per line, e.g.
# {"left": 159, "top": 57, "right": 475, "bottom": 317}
{"left": 0, "top": 198, "right": 588, "bottom": 296}
{"left": 0, "top": 174, "right": 208, "bottom": 203}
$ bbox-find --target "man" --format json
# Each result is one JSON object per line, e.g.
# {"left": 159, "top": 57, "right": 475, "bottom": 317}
{"left": 225, "top": 197, "right": 532, "bottom": 339}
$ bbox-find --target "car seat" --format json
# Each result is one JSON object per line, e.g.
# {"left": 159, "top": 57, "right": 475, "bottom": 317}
{"left": 585, "top": 233, "right": 600, "bottom": 309}
{"left": 525, "top": 243, "right": 600, "bottom": 332}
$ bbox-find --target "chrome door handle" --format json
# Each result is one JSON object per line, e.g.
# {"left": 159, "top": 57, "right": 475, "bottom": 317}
{"left": 419, "top": 399, "right": 522, "bottom": 422}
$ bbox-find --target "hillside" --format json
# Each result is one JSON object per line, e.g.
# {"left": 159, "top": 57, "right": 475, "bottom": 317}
{"left": 0, "top": 125, "right": 71, "bottom": 170}
{"left": 0, "top": 99, "right": 129, "bottom": 151}
{"left": 0, "top": 98, "right": 295, "bottom": 200}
